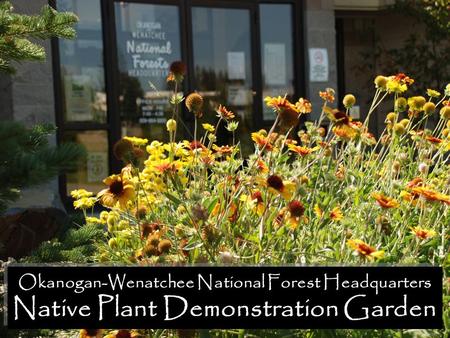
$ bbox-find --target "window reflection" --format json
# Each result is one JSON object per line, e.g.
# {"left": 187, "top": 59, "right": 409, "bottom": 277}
{"left": 260, "top": 4, "right": 295, "bottom": 121}
{"left": 57, "top": 0, "right": 107, "bottom": 123}
{"left": 115, "top": 3, "right": 182, "bottom": 141}
{"left": 63, "top": 130, "right": 109, "bottom": 194}
{"left": 192, "top": 7, "right": 253, "bottom": 152}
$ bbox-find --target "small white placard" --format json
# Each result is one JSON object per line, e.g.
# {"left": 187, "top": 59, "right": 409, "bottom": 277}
{"left": 309, "top": 48, "right": 329, "bottom": 82}
{"left": 227, "top": 52, "right": 246, "bottom": 80}
{"left": 264, "top": 43, "right": 286, "bottom": 86}
{"left": 87, "top": 152, "right": 108, "bottom": 183}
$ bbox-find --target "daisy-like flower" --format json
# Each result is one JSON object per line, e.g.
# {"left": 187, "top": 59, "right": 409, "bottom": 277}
{"left": 265, "top": 174, "right": 296, "bottom": 200}
{"left": 295, "top": 98, "right": 312, "bottom": 114}
{"left": 265, "top": 95, "right": 300, "bottom": 129}
{"left": 153, "top": 160, "right": 181, "bottom": 174}
{"left": 314, "top": 204, "right": 324, "bottom": 218}
{"left": 240, "top": 190, "right": 265, "bottom": 216}
{"left": 371, "top": 192, "right": 399, "bottom": 209}
{"left": 319, "top": 88, "right": 335, "bottom": 103}
{"left": 97, "top": 172, "right": 135, "bottom": 209}
{"left": 386, "top": 73, "right": 414, "bottom": 94}
{"left": 70, "top": 189, "right": 93, "bottom": 199}
{"left": 212, "top": 144, "right": 235, "bottom": 157}
{"left": 286, "top": 200, "right": 307, "bottom": 230}
{"left": 202, "top": 123, "right": 215, "bottom": 133}
{"left": 410, "top": 186, "right": 450, "bottom": 205}
{"left": 287, "top": 144, "right": 319, "bottom": 157}
{"left": 256, "top": 159, "right": 269, "bottom": 173}
{"left": 327, "top": 110, "right": 358, "bottom": 140}
{"left": 411, "top": 226, "right": 437, "bottom": 240}
{"left": 216, "top": 104, "right": 235, "bottom": 120}
{"left": 330, "top": 206, "right": 344, "bottom": 221}
{"left": 251, "top": 132, "right": 274, "bottom": 151}
{"left": 73, "top": 197, "right": 96, "bottom": 210}
{"left": 123, "top": 136, "right": 148, "bottom": 146}
{"left": 426, "top": 89, "right": 440, "bottom": 98}
{"left": 347, "top": 239, "right": 384, "bottom": 260}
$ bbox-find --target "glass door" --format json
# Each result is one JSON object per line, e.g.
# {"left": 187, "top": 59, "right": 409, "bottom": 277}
{"left": 190, "top": 4, "right": 256, "bottom": 153}
{"left": 114, "top": 1, "right": 182, "bottom": 142}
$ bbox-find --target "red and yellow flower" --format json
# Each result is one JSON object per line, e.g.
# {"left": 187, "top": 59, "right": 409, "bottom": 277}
{"left": 347, "top": 239, "right": 384, "bottom": 260}
{"left": 371, "top": 192, "right": 399, "bottom": 209}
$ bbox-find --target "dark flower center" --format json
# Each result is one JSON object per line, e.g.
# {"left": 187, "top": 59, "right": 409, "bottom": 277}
{"left": 116, "top": 330, "right": 132, "bottom": 338}
{"left": 267, "top": 175, "right": 284, "bottom": 191}
{"left": 110, "top": 180, "right": 124, "bottom": 195}
{"left": 288, "top": 200, "right": 305, "bottom": 217}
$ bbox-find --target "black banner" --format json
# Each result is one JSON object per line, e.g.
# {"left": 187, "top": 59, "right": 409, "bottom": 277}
{"left": 5, "top": 265, "right": 443, "bottom": 329}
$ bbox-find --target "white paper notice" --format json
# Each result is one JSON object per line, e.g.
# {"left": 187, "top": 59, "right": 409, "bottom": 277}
{"left": 87, "top": 152, "right": 108, "bottom": 183}
{"left": 227, "top": 52, "right": 246, "bottom": 80}
{"left": 264, "top": 43, "right": 286, "bottom": 86}
{"left": 309, "top": 48, "right": 329, "bottom": 82}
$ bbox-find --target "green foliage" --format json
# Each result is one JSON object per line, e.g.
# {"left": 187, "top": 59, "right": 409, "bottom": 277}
{"left": 23, "top": 222, "right": 105, "bottom": 263}
{"left": 0, "top": 121, "right": 86, "bottom": 214}
{"left": 361, "top": 0, "right": 450, "bottom": 94}
{"left": 0, "top": 0, "right": 78, "bottom": 73}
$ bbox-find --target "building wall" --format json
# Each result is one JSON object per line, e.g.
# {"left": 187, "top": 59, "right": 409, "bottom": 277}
{"left": 3, "top": 0, "right": 62, "bottom": 210}
{"left": 339, "top": 12, "right": 425, "bottom": 135}
{"left": 304, "top": 0, "right": 339, "bottom": 120}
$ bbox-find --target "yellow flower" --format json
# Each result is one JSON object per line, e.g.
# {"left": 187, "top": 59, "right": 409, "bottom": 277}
{"left": 202, "top": 123, "right": 215, "bottom": 133}
{"left": 288, "top": 144, "right": 319, "bottom": 157}
{"left": 411, "top": 226, "right": 436, "bottom": 240}
{"left": 319, "top": 88, "right": 335, "bottom": 102}
{"left": 386, "top": 80, "right": 407, "bottom": 94}
{"left": 314, "top": 204, "right": 324, "bottom": 218}
{"left": 407, "top": 96, "right": 426, "bottom": 112}
{"left": 371, "top": 192, "right": 399, "bottom": 209}
{"left": 295, "top": 98, "right": 312, "bottom": 114}
{"left": 123, "top": 136, "right": 148, "bottom": 146}
{"left": 265, "top": 95, "right": 300, "bottom": 128}
{"left": 330, "top": 206, "right": 343, "bottom": 221}
{"left": 97, "top": 172, "right": 135, "bottom": 209}
{"left": 347, "top": 239, "right": 384, "bottom": 260}
{"left": 410, "top": 186, "right": 450, "bottom": 205}
{"left": 166, "top": 119, "right": 177, "bottom": 132}
{"left": 73, "top": 197, "right": 96, "bottom": 210}
{"left": 426, "top": 89, "right": 440, "bottom": 98}
{"left": 262, "top": 174, "right": 296, "bottom": 200}
{"left": 85, "top": 216, "right": 104, "bottom": 224}
{"left": 70, "top": 189, "right": 93, "bottom": 199}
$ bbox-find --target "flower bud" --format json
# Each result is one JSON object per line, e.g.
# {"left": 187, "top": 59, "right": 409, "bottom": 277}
{"left": 440, "top": 106, "right": 450, "bottom": 119}
{"left": 393, "top": 123, "right": 406, "bottom": 135}
{"left": 400, "top": 119, "right": 410, "bottom": 128}
{"left": 418, "top": 162, "right": 429, "bottom": 174}
{"left": 166, "top": 119, "right": 177, "bottom": 132}
{"left": 186, "top": 93, "right": 204, "bottom": 117}
{"left": 385, "top": 112, "right": 397, "bottom": 124}
{"left": 374, "top": 75, "right": 387, "bottom": 89}
{"left": 343, "top": 94, "right": 356, "bottom": 108}
{"left": 395, "top": 97, "right": 407, "bottom": 112}
{"left": 423, "top": 102, "right": 436, "bottom": 115}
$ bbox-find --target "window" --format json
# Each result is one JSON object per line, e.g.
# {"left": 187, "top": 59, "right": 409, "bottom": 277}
{"left": 260, "top": 4, "right": 295, "bottom": 121}
{"left": 53, "top": 0, "right": 302, "bottom": 203}
{"left": 56, "top": 0, "right": 109, "bottom": 194}
{"left": 114, "top": 2, "right": 182, "bottom": 142}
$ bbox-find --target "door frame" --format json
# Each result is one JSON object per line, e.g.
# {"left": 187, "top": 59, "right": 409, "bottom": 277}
{"left": 50, "top": 0, "right": 305, "bottom": 205}
{"left": 186, "top": 0, "right": 261, "bottom": 130}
